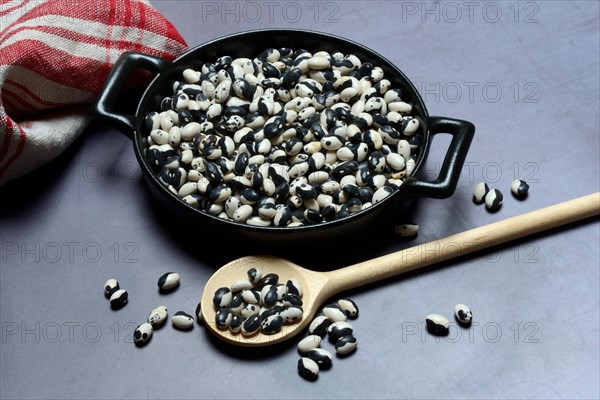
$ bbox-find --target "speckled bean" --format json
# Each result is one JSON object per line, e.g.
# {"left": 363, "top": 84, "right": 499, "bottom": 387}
{"left": 454, "top": 304, "right": 473, "bottom": 326}
{"left": 134, "top": 323, "right": 153, "bottom": 345}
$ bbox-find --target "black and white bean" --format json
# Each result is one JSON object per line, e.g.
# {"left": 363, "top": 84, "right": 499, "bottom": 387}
{"left": 148, "top": 306, "right": 168, "bottom": 326}
{"left": 473, "top": 182, "right": 490, "bottom": 204}
{"left": 322, "top": 303, "right": 347, "bottom": 322}
{"left": 511, "top": 179, "right": 529, "bottom": 199}
{"left": 279, "top": 306, "right": 303, "bottom": 323}
{"left": 241, "top": 315, "right": 261, "bottom": 336}
{"left": 298, "top": 334, "right": 322, "bottom": 354}
{"left": 215, "top": 308, "right": 233, "bottom": 329}
{"left": 335, "top": 334, "right": 358, "bottom": 355}
{"left": 454, "top": 304, "right": 473, "bottom": 326}
{"left": 298, "top": 357, "right": 319, "bottom": 381}
{"left": 294, "top": 298, "right": 360, "bottom": 379}
{"left": 307, "top": 348, "right": 333, "bottom": 370}
{"left": 485, "top": 188, "right": 503, "bottom": 212}
{"left": 172, "top": 311, "right": 195, "bottom": 330}
{"left": 134, "top": 323, "right": 153, "bottom": 345}
{"left": 327, "top": 321, "right": 353, "bottom": 343}
{"left": 229, "top": 315, "right": 244, "bottom": 332}
{"left": 337, "top": 298, "right": 359, "bottom": 319}
{"left": 104, "top": 278, "right": 119, "bottom": 298}
{"left": 425, "top": 313, "right": 450, "bottom": 336}
{"left": 157, "top": 272, "right": 180, "bottom": 291}
{"left": 109, "top": 289, "right": 128, "bottom": 309}
{"left": 213, "top": 287, "right": 233, "bottom": 308}
{"left": 260, "top": 314, "right": 284, "bottom": 334}
{"left": 308, "top": 315, "right": 331, "bottom": 337}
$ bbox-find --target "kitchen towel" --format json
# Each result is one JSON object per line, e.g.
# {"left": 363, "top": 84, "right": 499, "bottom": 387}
{"left": 0, "top": 0, "right": 188, "bottom": 186}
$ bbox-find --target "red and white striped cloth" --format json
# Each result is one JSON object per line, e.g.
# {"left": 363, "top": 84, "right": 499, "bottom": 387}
{"left": 0, "top": 0, "right": 188, "bottom": 186}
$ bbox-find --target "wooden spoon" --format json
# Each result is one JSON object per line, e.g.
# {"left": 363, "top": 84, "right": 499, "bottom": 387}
{"left": 200, "top": 192, "right": 600, "bottom": 347}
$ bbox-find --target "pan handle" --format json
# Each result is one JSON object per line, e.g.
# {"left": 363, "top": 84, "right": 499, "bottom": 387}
{"left": 93, "top": 51, "right": 171, "bottom": 139}
{"left": 401, "top": 116, "right": 475, "bottom": 199}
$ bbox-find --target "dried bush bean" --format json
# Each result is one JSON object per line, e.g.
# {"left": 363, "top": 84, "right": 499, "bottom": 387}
{"left": 212, "top": 268, "right": 304, "bottom": 336}
{"left": 143, "top": 48, "right": 422, "bottom": 228}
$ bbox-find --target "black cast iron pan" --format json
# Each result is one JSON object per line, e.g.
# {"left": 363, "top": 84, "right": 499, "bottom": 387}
{"left": 93, "top": 29, "right": 475, "bottom": 249}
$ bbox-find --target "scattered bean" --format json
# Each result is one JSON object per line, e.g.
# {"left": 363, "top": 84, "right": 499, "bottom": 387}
{"left": 307, "top": 348, "right": 333, "bottom": 370}
{"left": 394, "top": 223, "right": 419, "bottom": 238}
{"left": 298, "top": 357, "right": 319, "bottom": 381}
{"left": 298, "top": 334, "right": 322, "bottom": 354}
{"left": 327, "top": 321, "right": 354, "bottom": 343}
{"left": 134, "top": 322, "right": 153, "bottom": 345}
{"left": 157, "top": 272, "right": 180, "bottom": 291}
{"left": 172, "top": 311, "right": 195, "bottom": 330}
{"left": 322, "top": 303, "right": 347, "bottom": 322}
{"left": 296, "top": 298, "right": 360, "bottom": 379}
{"left": 425, "top": 313, "right": 450, "bottom": 336}
{"left": 473, "top": 182, "right": 489, "bottom": 204}
{"left": 104, "top": 278, "right": 119, "bottom": 298}
{"left": 308, "top": 315, "right": 332, "bottom": 337}
{"left": 511, "top": 179, "right": 529, "bottom": 199}
{"left": 454, "top": 304, "right": 473, "bottom": 326}
{"left": 485, "top": 189, "right": 503, "bottom": 212}
{"left": 335, "top": 334, "right": 358, "bottom": 355}
{"left": 109, "top": 289, "right": 128, "bottom": 309}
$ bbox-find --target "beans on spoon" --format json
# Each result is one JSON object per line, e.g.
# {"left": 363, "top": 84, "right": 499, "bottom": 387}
{"left": 200, "top": 192, "right": 599, "bottom": 347}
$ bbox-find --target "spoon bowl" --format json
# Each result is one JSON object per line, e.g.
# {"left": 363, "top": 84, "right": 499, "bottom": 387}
{"left": 200, "top": 192, "right": 600, "bottom": 347}
{"left": 201, "top": 255, "right": 330, "bottom": 346}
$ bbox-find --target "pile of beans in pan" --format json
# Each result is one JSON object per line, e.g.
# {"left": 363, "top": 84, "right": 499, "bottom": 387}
{"left": 143, "top": 47, "right": 421, "bottom": 227}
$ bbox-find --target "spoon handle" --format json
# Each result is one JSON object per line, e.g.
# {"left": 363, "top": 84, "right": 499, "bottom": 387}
{"left": 324, "top": 192, "right": 600, "bottom": 294}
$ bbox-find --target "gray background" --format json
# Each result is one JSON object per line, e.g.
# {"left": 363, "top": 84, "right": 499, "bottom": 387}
{"left": 1, "top": 1, "right": 599, "bottom": 399}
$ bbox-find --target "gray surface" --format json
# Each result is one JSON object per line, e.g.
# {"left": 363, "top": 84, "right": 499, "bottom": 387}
{"left": 1, "top": 1, "right": 599, "bottom": 399}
